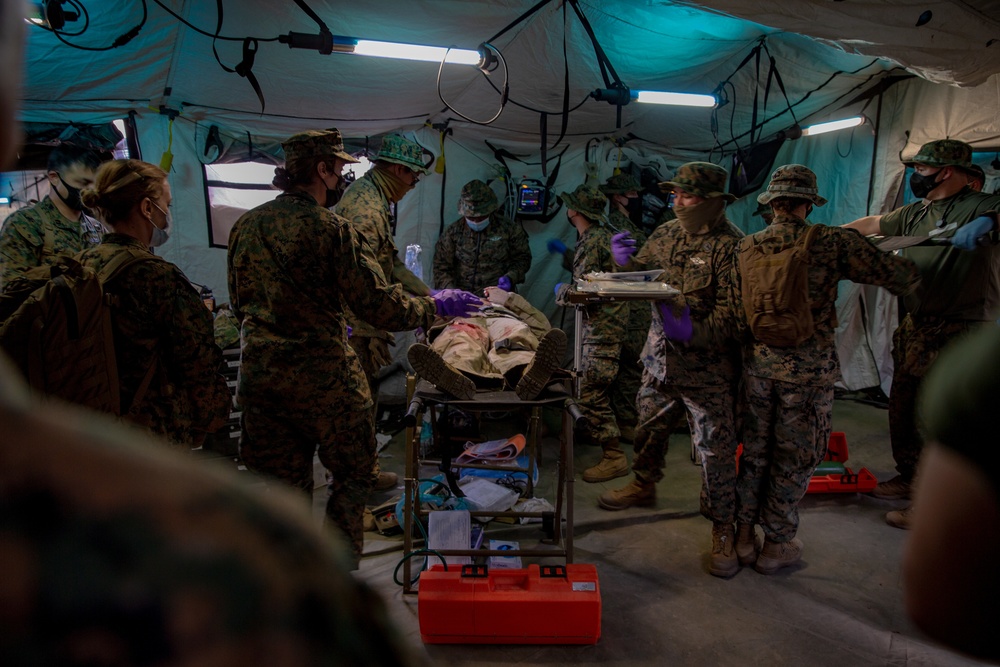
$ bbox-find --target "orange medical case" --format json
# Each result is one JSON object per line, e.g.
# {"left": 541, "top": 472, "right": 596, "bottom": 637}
{"left": 418, "top": 563, "right": 601, "bottom": 644}
{"left": 806, "top": 431, "right": 878, "bottom": 494}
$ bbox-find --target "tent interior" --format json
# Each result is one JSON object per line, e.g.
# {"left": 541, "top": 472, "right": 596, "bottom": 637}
{"left": 7, "top": 1, "right": 1000, "bottom": 663}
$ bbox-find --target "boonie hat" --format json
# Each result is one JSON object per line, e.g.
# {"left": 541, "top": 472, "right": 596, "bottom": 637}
{"left": 659, "top": 162, "right": 736, "bottom": 203}
{"left": 374, "top": 134, "right": 430, "bottom": 174}
{"left": 902, "top": 139, "right": 972, "bottom": 169}
{"left": 558, "top": 184, "right": 607, "bottom": 222}
{"left": 599, "top": 172, "right": 642, "bottom": 195}
{"left": 282, "top": 129, "right": 359, "bottom": 165}
{"left": 458, "top": 179, "right": 500, "bottom": 217}
{"left": 757, "top": 164, "right": 827, "bottom": 206}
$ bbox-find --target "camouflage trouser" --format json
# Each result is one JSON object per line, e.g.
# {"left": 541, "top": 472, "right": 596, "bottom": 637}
{"left": 631, "top": 371, "right": 738, "bottom": 523}
{"left": 610, "top": 326, "right": 645, "bottom": 436}
{"left": 577, "top": 339, "right": 641, "bottom": 448}
{"left": 739, "top": 375, "right": 833, "bottom": 542}
{"left": 239, "top": 406, "right": 377, "bottom": 563}
{"left": 431, "top": 314, "right": 537, "bottom": 385}
{"left": 889, "top": 314, "right": 974, "bottom": 481}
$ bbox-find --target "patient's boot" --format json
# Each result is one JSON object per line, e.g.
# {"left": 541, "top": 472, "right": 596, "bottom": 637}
{"left": 582, "top": 442, "right": 629, "bottom": 483}
{"left": 407, "top": 344, "right": 476, "bottom": 400}
{"left": 515, "top": 328, "right": 567, "bottom": 400}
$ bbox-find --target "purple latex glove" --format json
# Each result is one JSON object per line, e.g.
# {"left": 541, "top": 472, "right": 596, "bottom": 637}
{"left": 950, "top": 215, "right": 996, "bottom": 251}
{"left": 657, "top": 302, "right": 692, "bottom": 343}
{"left": 497, "top": 275, "right": 512, "bottom": 291}
{"left": 433, "top": 289, "right": 483, "bottom": 318}
{"left": 347, "top": 325, "right": 352, "bottom": 338}
{"left": 611, "top": 231, "right": 637, "bottom": 266}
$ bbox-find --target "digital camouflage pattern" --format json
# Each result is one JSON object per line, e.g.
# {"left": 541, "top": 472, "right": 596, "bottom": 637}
{"left": 78, "top": 234, "right": 229, "bottom": 448}
{"left": 432, "top": 212, "right": 531, "bottom": 293}
{"left": 374, "top": 133, "right": 429, "bottom": 174}
{"left": 600, "top": 172, "right": 641, "bottom": 195}
{"left": 336, "top": 173, "right": 431, "bottom": 341}
{"left": 903, "top": 138, "right": 973, "bottom": 168}
{"left": 457, "top": 179, "right": 500, "bottom": 217}
{"left": 558, "top": 184, "right": 607, "bottom": 221}
{"left": 878, "top": 188, "right": 1000, "bottom": 320}
{"left": 556, "top": 223, "right": 630, "bottom": 445}
{"left": 228, "top": 190, "right": 437, "bottom": 559}
{"left": 756, "top": 164, "right": 828, "bottom": 206}
{"left": 0, "top": 196, "right": 104, "bottom": 287}
{"left": 0, "top": 362, "right": 421, "bottom": 667}
{"left": 661, "top": 162, "right": 736, "bottom": 202}
{"left": 282, "top": 128, "right": 358, "bottom": 165}
{"left": 631, "top": 374, "right": 738, "bottom": 524}
{"left": 738, "top": 375, "right": 833, "bottom": 541}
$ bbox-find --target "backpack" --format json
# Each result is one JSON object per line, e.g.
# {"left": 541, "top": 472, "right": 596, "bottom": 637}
{"left": 738, "top": 223, "right": 823, "bottom": 347}
{"left": 0, "top": 249, "right": 156, "bottom": 416}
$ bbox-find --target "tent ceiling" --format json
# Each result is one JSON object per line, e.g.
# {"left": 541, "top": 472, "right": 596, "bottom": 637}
{"left": 18, "top": 0, "right": 1000, "bottom": 153}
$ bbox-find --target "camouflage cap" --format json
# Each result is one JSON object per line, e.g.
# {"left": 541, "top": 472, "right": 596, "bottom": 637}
{"left": 757, "top": 164, "right": 828, "bottom": 206}
{"left": 558, "top": 184, "right": 607, "bottom": 221}
{"left": 458, "top": 179, "right": 499, "bottom": 217}
{"left": 659, "top": 162, "right": 736, "bottom": 203}
{"left": 374, "top": 134, "right": 430, "bottom": 174}
{"left": 282, "top": 129, "right": 359, "bottom": 165}
{"left": 902, "top": 139, "right": 972, "bottom": 169}
{"left": 599, "top": 171, "right": 641, "bottom": 195}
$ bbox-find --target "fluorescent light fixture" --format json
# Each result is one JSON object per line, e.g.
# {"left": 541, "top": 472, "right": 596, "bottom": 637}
{"left": 0, "top": 197, "right": 9, "bottom": 205}
{"left": 353, "top": 40, "right": 480, "bottom": 65}
{"left": 633, "top": 90, "right": 717, "bottom": 108}
{"left": 801, "top": 116, "right": 865, "bottom": 137}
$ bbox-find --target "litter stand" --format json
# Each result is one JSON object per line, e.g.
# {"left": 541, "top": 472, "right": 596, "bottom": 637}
{"left": 402, "top": 380, "right": 584, "bottom": 594}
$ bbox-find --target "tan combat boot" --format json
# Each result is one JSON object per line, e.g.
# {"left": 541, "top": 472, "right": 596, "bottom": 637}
{"left": 735, "top": 523, "right": 760, "bottom": 566}
{"left": 871, "top": 474, "right": 911, "bottom": 500}
{"left": 515, "top": 328, "right": 567, "bottom": 400}
{"left": 597, "top": 478, "right": 655, "bottom": 511}
{"left": 582, "top": 444, "right": 629, "bottom": 483}
{"left": 755, "top": 537, "right": 804, "bottom": 575}
{"left": 710, "top": 522, "right": 739, "bottom": 578}
{"left": 885, "top": 504, "right": 913, "bottom": 529}
{"left": 408, "top": 343, "right": 476, "bottom": 400}
{"left": 375, "top": 471, "right": 399, "bottom": 491}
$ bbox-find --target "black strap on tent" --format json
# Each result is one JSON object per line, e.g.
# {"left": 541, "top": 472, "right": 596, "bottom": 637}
{"left": 211, "top": 0, "right": 266, "bottom": 113}
{"left": 486, "top": 0, "right": 555, "bottom": 44}
{"left": 567, "top": 0, "right": 622, "bottom": 90}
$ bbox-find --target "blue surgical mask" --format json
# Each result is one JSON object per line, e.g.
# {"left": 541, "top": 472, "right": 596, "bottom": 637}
{"left": 466, "top": 217, "right": 490, "bottom": 232}
{"left": 148, "top": 202, "right": 172, "bottom": 248}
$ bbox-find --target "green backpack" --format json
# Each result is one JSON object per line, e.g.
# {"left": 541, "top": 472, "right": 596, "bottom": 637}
{"left": 0, "top": 249, "right": 156, "bottom": 416}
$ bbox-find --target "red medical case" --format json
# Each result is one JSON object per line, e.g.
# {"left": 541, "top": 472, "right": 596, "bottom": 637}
{"left": 418, "top": 563, "right": 601, "bottom": 644}
{"left": 806, "top": 431, "right": 878, "bottom": 494}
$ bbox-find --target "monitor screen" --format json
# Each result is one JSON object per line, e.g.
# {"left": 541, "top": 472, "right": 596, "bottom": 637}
{"left": 517, "top": 184, "right": 546, "bottom": 214}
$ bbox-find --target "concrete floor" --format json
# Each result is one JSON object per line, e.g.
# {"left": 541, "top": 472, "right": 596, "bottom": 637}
{"left": 353, "top": 397, "right": 990, "bottom": 667}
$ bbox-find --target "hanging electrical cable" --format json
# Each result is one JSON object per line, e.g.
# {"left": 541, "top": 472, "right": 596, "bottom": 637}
{"left": 436, "top": 43, "right": 509, "bottom": 125}
{"left": 30, "top": 0, "right": 147, "bottom": 51}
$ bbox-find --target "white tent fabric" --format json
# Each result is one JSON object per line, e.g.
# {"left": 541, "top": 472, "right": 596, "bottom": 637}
{"left": 12, "top": 0, "right": 1000, "bottom": 391}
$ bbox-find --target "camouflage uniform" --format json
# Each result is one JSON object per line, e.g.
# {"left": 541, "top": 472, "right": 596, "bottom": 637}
{"left": 78, "top": 234, "right": 230, "bottom": 448}
{"left": 0, "top": 195, "right": 104, "bottom": 287}
{"left": 698, "top": 165, "right": 921, "bottom": 543}
{"left": 0, "top": 355, "right": 421, "bottom": 667}
{"left": 336, "top": 138, "right": 431, "bottom": 397}
{"left": 433, "top": 180, "right": 531, "bottom": 293}
{"left": 878, "top": 140, "right": 1000, "bottom": 483}
{"left": 623, "top": 163, "right": 744, "bottom": 524}
{"left": 229, "top": 133, "right": 437, "bottom": 561}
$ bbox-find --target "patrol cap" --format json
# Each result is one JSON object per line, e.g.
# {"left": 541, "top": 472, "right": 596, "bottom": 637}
{"left": 458, "top": 179, "right": 499, "bottom": 217}
{"left": 757, "top": 164, "right": 827, "bottom": 206}
{"left": 282, "top": 129, "right": 359, "bottom": 165}
{"left": 374, "top": 133, "right": 430, "bottom": 174}
{"left": 558, "top": 184, "right": 607, "bottom": 222}
{"left": 902, "top": 139, "right": 972, "bottom": 169}
{"left": 659, "top": 162, "right": 736, "bottom": 203}
{"left": 599, "top": 171, "right": 641, "bottom": 195}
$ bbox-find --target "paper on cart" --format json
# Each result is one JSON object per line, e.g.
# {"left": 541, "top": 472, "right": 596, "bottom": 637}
{"left": 585, "top": 270, "right": 664, "bottom": 282}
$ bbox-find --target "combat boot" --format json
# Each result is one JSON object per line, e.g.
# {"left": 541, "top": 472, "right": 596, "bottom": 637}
{"left": 597, "top": 478, "right": 655, "bottom": 511}
{"left": 735, "top": 523, "right": 761, "bottom": 566}
{"left": 754, "top": 537, "right": 803, "bottom": 575}
{"left": 408, "top": 343, "right": 476, "bottom": 400}
{"left": 375, "top": 471, "right": 399, "bottom": 491}
{"left": 885, "top": 504, "right": 913, "bottom": 529}
{"left": 582, "top": 448, "right": 629, "bottom": 483}
{"left": 710, "top": 522, "right": 739, "bottom": 578}
{"left": 515, "top": 328, "right": 567, "bottom": 400}
{"left": 871, "top": 474, "right": 911, "bottom": 500}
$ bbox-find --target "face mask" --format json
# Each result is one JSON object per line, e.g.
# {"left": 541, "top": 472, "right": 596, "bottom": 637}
{"left": 321, "top": 171, "right": 344, "bottom": 208}
{"left": 909, "top": 169, "right": 942, "bottom": 199}
{"left": 57, "top": 173, "right": 84, "bottom": 211}
{"left": 625, "top": 196, "right": 643, "bottom": 224}
{"left": 673, "top": 197, "right": 725, "bottom": 234}
{"left": 466, "top": 217, "right": 490, "bottom": 232}
{"left": 148, "top": 202, "right": 172, "bottom": 248}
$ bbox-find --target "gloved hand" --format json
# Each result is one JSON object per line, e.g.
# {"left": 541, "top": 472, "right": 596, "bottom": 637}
{"left": 497, "top": 275, "right": 512, "bottom": 291}
{"left": 657, "top": 302, "right": 692, "bottom": 343}
{"left": 950, "top": 215, "right": 996, "bottom": 251}
{"left": 611, "top": 231, "right": 637, "bottom": 266}
{"left": 547, "top": 238, "right": 568, "bottom": 255}
{"left": 554, "top": 282, "right": 567, "bottom": 297}
{"left": 432, "top": 289, "right": 483, "bottom": 318}
{"left": 347, "top": 325, "right": 352, "bottom": 338}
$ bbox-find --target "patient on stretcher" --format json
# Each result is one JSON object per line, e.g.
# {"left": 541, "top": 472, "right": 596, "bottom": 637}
{"left": 407, "top": 287, "right": 567, "bottom": 400}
